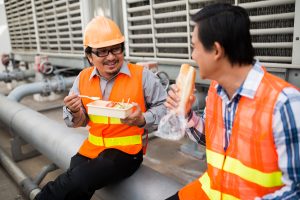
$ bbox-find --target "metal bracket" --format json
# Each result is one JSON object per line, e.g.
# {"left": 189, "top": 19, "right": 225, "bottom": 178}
{"left": 41, "top": 78, "right": 51, "bottom": 96}
{"left": 10, "top": 136, "right": 40, "bottom": 162}
{"left": 55, "top": 75, "right": 66, "bottom": 93}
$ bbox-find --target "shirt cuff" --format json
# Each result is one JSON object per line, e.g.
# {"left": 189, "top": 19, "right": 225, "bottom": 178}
{"left": 142, "top": 111, "right": 155, "bottom": 129}
{"left": 63, "top": 106, "right": 75, "bottom": 127}
{"left": 187, "top": 111, "right": 199, "bottom": 128}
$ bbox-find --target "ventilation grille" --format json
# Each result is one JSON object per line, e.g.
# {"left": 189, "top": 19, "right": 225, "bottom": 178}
{"left": 125, "top": 0, "right": 295, "bottom": 64}
{"left": 4, "top": 0, "right": 37, "bottom": 52}
{"left": 4, "top": 0, "right": 83, "bottom": 55}
{"left": 35, "top": 0, "right": 83, "bottom": 54}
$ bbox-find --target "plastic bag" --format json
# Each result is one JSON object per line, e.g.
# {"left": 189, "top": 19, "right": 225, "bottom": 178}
{"left": 155, "top": 110, "right": 187, "bottom": 140}
{"left": 155, "top": 64, "right": 195, "bottom": 140}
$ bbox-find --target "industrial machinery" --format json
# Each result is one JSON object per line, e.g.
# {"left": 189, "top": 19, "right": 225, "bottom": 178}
{"left": 3, "top": 0, "right": 300, "bottom": 108}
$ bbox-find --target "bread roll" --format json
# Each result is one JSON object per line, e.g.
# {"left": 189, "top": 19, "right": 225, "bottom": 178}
{"left": 176, "top": 64, "right": 196, "bottom": 115}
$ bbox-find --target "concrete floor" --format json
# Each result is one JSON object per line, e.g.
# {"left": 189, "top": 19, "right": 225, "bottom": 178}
{"left": 0, "top": 81, "right": 207, "bottom": 200}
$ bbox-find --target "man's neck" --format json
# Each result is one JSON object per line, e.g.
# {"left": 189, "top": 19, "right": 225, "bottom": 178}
{"left": 216, "top": 63, "right": 252, "bottom": 100}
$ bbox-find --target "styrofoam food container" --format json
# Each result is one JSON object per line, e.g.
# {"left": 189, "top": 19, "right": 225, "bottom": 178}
{"left": 87, "top": 100, "right": 133, "bottom": 119}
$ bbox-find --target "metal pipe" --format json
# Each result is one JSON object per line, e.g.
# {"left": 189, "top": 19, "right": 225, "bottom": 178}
{"left": 154, "top": 22, "right": 187, "bottom": 29}
{"left": 252, "top": 42, "right": 293, "bottom": 48}
{"left": 128, "top": 24, "right": 152, "bottom": 31}
{"left": 7, "top": 76, "right": 76, "bottom": 102}
{"left": 152, "top": 0, "right": 185, "bottom": 9}
{"left": 250, "top": 12, "right": 295, "bottom": 22}
{"left": 0, "top": 94, "right": 85, "bottom": 170}
{"left": 239, "top": 0, "right": 295, "bottom": 9}
{"left": 33, "top": 163, "right": 58, "bottom": 185}
{"left": 127, "top": 5, "right": 150, "bottom": 13}
{"left": 153, "top": 10, "right": 186, "bottom": 19}
{"left": 0, "top": 69, "right": 35, "bottom": 83}
{"left": 250, "top": 27, "right": 294, "bottom": 35}
{"left": 0, "top": 95, "right": 183, "bottom": 199}
{"left": 0, "top": 146, "right": 40, "bottom": 200}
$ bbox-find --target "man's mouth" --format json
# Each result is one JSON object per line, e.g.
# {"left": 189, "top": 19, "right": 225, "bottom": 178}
{"left": 104, "top": 60, "right": 118, "bottom": 67}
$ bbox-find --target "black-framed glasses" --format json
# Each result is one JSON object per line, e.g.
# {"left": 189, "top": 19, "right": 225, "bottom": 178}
{"left": 91, "top": 45, "right": 124, "bottom": 57}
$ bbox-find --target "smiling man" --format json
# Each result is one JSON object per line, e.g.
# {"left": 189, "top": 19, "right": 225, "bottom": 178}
{"left": 165, "top": 3, "right": 300, "bottom": 200}
{"left": 35, "top": 16, "right": 167, "bottom": 200}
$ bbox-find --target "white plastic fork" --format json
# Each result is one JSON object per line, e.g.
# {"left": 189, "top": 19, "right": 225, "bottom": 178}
{"left": 78, "top": 95, "right": 100, "bottom": 101}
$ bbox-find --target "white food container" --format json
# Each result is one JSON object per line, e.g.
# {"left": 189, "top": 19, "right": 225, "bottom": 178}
{"left": 87, "top": 100, "right": 133, "bottom": 119}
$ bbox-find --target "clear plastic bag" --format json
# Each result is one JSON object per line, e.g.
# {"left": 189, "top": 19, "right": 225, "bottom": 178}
{"left": 155, "top": 110, "right": 187, "bottom": 140}
{"left": 155, "top": 64, "right": 195, "bottom": 140}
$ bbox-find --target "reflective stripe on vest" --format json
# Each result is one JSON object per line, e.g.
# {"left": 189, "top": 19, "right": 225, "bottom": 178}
{"left": 199, "top": 172, "right": 239, "bottom": 200}
{"left": 206, "top": 149, "right": 283, "bottom": 188}
{"left": 89, "top": 114, "right": 122, "bottom": 124}
{"left": 88, "top": 133, "right": 142, "bottom": 147}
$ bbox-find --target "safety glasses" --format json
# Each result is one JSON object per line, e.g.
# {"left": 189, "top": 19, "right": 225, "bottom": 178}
{"left": 91, "top": 45, "right": 124, "bottom": 57}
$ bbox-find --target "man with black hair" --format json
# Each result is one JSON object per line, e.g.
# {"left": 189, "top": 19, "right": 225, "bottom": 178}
{"left": 165, "top": 3, "right": 300, "bottom": 200}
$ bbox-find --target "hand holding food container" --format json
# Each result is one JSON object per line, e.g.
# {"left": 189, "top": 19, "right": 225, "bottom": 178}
{"left": 86, "top": 98, "right": 145, "bottom": 127}
{"left": 155, "top": 64, "right": 196, "bottom": 140}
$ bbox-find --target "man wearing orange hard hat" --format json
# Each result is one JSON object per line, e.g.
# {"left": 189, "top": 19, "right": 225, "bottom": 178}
{"left": 35, "top": 16, "right": 167, "bottom": 200}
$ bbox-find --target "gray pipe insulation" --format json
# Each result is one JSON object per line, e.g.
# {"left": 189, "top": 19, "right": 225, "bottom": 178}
{"left": 7, "top": 76, "right": 76, "bottom": 102}
{"left": 0, "top": 94, "right": 182, "bottom": 199}
{"left": 0, "top": 69, "right": 35, "bottom": 82}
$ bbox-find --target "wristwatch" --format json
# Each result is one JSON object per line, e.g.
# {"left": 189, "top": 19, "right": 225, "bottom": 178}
{"left": 66, "top": 106, "right": 72, "bottom": 113}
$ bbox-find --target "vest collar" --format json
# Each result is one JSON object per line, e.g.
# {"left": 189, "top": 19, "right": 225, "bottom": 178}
{"left": 89, "top": 61, "right": 131, "bottom": 81}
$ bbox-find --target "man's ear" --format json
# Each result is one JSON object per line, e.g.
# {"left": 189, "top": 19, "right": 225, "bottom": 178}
{"left": 86, "top": 55, "right": 94, "bottom": 66}
{"left": 213, "top": 42, "right": 224, "bottom": 60}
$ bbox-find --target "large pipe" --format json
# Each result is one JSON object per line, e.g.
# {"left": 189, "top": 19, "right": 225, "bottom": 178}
{"left": 0, "top": 69, "right": 35, "bottom": 82}
{"left": 7, "top": 76, "right": 76, "bottom": 102}
{"left": 0, "top": 147, "right": 40, "bottom": 200}
{"left": 0, "top": 95, "right": 182, "bottom": 199}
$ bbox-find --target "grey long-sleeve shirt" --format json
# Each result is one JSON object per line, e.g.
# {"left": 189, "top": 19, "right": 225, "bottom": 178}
{"left": 63, "top": 61, "right": 167, "bottom": 131}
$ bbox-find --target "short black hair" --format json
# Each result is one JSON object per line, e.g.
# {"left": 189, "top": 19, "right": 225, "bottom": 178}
{"left": 84, "top": 46, "right": 93, "bottom": 66}
{"left": 192, "top": 3, "right": 254, "bottom": 65}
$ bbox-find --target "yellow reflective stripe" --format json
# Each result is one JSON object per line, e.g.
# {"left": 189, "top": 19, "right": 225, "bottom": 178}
{"left": 199, "top": 172, "right": 239, "bottom": 200}
{"left": 88, "top": 133, "right": 104, "bottom": 146}
{"left": 88, "top": 133, "right": 142, "bottom": 147}
{"left": 88, "top": 115, "right": 122, "bottom": 124}
{"left": 206, "top": 149, "right": 225, "bottom": 169}
{"left": 206, "top": 149, "right": 284, "bottom": 188}
{"left": 104, "top": 135, "right": 141, "bottom": 147}
{"left": 223, "top": 156, "right": 283, "bottom": 188}
{"left": 89, "top": 115, "right": 108, "bottom": 123}
{"left": 199, "top": 172, "right": 220, "bottom": 200}
{"left": 110, "top": 117, "right": 121, "bottom": 124}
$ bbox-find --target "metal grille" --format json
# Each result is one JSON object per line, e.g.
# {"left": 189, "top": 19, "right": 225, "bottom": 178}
{"left": 34, "top": 0, "right": 83, "bottom": 55}
{"left": 240, "top": 0, "right": 295, "bottom": 64}
{"left": 4, "top": 0, "right": 83, "bottom": 56}
{"left": 4, "top": 0, "right": 37, "bottom": 52}
{"left": 124, "top": 0, "right": 295, "bottom": 64}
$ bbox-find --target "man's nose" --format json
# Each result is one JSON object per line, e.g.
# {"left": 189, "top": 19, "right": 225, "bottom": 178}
{"left": 106, "top": 51, "right": 116, "bottom": 59}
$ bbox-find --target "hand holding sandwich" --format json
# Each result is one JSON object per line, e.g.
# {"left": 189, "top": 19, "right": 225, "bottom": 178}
{"left": 165, "top": 84, "right": 195, "bottom": 118}
{"left": 164, "top": 64, "right": 196, "bottom": 118}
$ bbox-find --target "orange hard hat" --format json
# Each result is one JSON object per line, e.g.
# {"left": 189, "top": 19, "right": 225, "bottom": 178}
{"left": 83, "top": 16, "right": 124, "bottom": 48}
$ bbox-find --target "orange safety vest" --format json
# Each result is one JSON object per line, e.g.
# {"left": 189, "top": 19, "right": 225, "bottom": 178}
{"left": 78, "top": 63, "right": 146, "bottom": 159}
{"left": 179, "top": 70, "right": 293, "bottom": 200}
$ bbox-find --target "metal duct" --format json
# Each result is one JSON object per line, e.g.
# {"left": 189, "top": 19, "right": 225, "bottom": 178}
{"left": 0, "top": 94, "right": 183, "bottom": 199}
{"left": 7, "top": 76, "right": 76, "bottom": 102}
